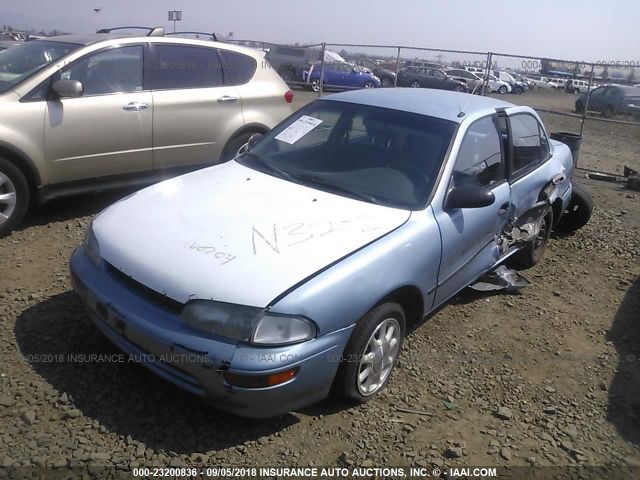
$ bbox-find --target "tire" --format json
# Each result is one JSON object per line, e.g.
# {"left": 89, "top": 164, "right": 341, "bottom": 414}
{"left": 498, "top": 85, "right": 507, "bottom": 94}
{"left": 602, "top": 106, "right": 615, "bottom": 119}
{"left": 454, "top": 84, "right": 465, "bottom": 92}
{"left": 557, "top": 183, "right": 593, "bottom": 231}
{"left": 0, "top": 157, "right": 30, "bottom": 238}
{"left": 380, "top": 77, "right": 393, "bottom": 88}
{"left": 333, "top": 302, "right": 405, "bottom": 403}
{"left": 220, "top": 131, "right": 260, "bottom": 162}
{"left": 410, "top": 80, "right": 421, "bottom": 88}
{"left": 363, "top": 81, "right": 375, "bottom": 89}
{"left": 509, "top": 210, "right": 553, "bottom": 270}
{"left": 311, "top": 79, "right": 320, "bottom": 92}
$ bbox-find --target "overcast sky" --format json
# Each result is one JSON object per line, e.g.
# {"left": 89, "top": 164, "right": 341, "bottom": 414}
{"left": 3, "top": 0, "right": 639, "bottom": 63}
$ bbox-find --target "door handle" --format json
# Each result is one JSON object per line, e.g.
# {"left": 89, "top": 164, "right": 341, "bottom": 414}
{"left": 551, "top": 173, "right": 566, "bottom": 185}
{"left": 122, "top": 102, "right": 149, "bottom": 111}
{"left": 498, "top": 203, "right": 510, "bottom": 215}
{"left": 217, "top": 95, "right": 238, "bottom": 103}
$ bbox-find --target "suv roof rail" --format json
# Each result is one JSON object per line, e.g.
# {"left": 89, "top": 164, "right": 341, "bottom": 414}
{"left": 166, "top": 31, "right": 218, "bottom": 41}
{"left": 96, "top": 26, "right": 165, "bottom": 37}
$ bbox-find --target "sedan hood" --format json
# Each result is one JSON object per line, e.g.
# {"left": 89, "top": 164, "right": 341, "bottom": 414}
{"left": 93, "top": 161, "right": 411, "bottom": 307}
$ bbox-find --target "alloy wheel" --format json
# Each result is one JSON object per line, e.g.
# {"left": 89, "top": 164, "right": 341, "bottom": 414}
{"left": 0, "top": 172, "right": 17, "bottom": 226}
{"left": 357, "top": 318, "right": 401, "bottom": 396}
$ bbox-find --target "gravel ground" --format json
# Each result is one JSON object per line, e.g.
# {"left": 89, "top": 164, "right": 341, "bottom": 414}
{"left": 0, "top": 91, "right": 639, "bottom": 478}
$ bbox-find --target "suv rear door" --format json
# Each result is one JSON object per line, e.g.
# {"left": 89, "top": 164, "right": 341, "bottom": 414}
{"left": 45, "top": 44, "right": 152, "bottom": 184}
{"left": 149, "top": 43, "right": 244, "bottom": 169}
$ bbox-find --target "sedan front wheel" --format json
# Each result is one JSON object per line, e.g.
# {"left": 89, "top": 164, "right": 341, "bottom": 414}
{"left": 333, "top": 302, "right": 405, "bottom": 403}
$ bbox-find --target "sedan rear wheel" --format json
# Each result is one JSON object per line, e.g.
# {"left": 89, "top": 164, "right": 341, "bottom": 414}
{"left": 509, "top": 210, "right": 553, "bottom": 270}
{"left": 0, "top": 157, "right": 29, "bottom": 238}
{"left": 333, "top": 302, "right": 405, "bottom": 403}
{"left": 410, "top": 80, "right": 421, "bottom": 88}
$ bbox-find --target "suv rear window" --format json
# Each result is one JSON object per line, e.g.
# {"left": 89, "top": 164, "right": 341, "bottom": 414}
{"left": 151, "top": 45, "right": 223, "bottom": 90}
{"left": 219, "top": 50, "right": 257, "bottom": 85}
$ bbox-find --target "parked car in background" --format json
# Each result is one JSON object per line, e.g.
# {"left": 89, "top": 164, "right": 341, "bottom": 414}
{"left": 0, "top": 27, "right": 294, "bottom": 236}
{"left": 264, "top": 44, "right": 321, "bottom": 84}
{"left": 70, "top": 88, "right": 578, "bottom": 417}
{"left": 512, "top": 73, "right": 535, "bottom": 89}
{"left": 351, "top": 58, "right": 396, "bottom": 87}
{"left": 575, "top": 85, "right": 640, "bottom": 119}
{"left": 404, "top": 60, "right": 447, "bottom": 70}
{"left": 565, "top": 79, "right": 591, "bottom": 94}
{"left": 305, "top": 62, "right": 381, "bottom": 92}
{"left": 525, "top": 74, "right": 551, "bottom": 88}
{"left": 487, "top": 74, "right": 512, "bottom": 94}
{"left": 493, "top": 71, "right": 527, "bottom": 94}
{"left": 397, "top": 67, "right": 467, "bottom": 91}
{"left": 445, "top": 68, "right": 485, "bottom": 93}
{"left": 548, "top": 78, "right": 567, "bottom": 89}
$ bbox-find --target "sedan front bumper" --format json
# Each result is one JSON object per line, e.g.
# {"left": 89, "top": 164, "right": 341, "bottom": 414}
{"left": 69, "top": 247, "right": 353, "bottom": 418}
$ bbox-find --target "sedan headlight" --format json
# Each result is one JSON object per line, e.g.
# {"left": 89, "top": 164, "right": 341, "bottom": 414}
{"left": 182, "top": 300, "right": 316, "bottom": 346}
{"left": 83, "top": 223, "right": 101, "bottom": 268}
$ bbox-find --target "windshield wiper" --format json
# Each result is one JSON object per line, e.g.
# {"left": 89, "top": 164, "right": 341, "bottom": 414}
{"left": 241, "top": 152, "right": 299, "bottom": 183}
{"left": 292, "top": 173, "right": 380, "bottom": 204}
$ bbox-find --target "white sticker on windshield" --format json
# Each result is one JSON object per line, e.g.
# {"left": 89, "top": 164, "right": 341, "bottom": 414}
{"left": 274, "top": 115, "right": 323, "bottom": 144}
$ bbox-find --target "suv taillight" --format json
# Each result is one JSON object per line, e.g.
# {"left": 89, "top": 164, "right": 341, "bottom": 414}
{"left": 284, "top": 90, "right": 294, "bottom": 104}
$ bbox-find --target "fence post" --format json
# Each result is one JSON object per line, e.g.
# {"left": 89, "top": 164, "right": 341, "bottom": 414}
{"left": 318, "top": 42, "right": 327, "bottom": 98}
{"left": 482, "top": 52, "right": 493, "bottom": 96}
{"left": 580, "top": 63, "right": 596, "bottom": 137}
{"left": 394, "top": 46, "right": 401, "bottom": 87}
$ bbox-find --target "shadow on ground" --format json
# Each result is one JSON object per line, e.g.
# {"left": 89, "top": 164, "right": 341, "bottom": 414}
{"left": 20, "top": 188, "right": 136, "bottom": 230}
{"left": 606, "top": 275, "right": 640, "bottom": 445}
{"left": 14, "top": 292, "right": 306, "bottom": 454}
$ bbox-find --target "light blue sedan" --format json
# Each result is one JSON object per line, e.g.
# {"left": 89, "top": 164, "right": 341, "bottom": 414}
{"left": 70, "top": 89, "right": 577, "bottom": 417}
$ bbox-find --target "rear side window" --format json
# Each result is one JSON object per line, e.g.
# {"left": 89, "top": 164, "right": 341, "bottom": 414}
{"left": 452, "top": 116, "right": 503, "bottom": 188}
{"left": 151, "top": 45, "right": 223, "bottom": 90}
{"left": 510, "top": 114, "right": 548, "bottom": 176}
{"left": 219, "top": 50, "right": 257, "bottom": 85}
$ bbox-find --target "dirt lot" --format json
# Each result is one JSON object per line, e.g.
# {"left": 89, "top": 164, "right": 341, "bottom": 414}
{"left": 0, "top": 90, "right": 639, "bottom": 478}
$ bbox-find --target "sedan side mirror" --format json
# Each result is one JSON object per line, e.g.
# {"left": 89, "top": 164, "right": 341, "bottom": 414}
{"left": 52, "top": 79, "right": 83, "bottom": 98}
{"left": 247, "top": 133, "right": 264, "bottom": 151}
{"left": 446, "top": 185, "right": 496, "bottom": 209}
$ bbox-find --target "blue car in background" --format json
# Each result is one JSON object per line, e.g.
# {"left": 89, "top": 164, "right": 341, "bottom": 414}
{"left": 70, "top": 89, "right": 586, "bottom": 418}
{"left": 304, "top": 62, "right": 381, "bottom": 92}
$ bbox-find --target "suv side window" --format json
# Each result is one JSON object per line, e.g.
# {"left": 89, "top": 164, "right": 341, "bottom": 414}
{"left": 452, "top": 116, "right": 503, "bottom": 188}
{"left": 151, "top": 45, "right": 223, "bottom": 90}
{"left": 60, "top": 46, "right": 143, "bottom": 96}
{"left": 510, "top": 114, "right": 547, "bottom": 176}
{"left": 218, "top": 49, "right": 257, "bottom": 85}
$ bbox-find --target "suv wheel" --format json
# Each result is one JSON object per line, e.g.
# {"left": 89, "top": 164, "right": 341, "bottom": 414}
{"left": 333, "top": 302, "right": 405, "bottom": 403}
{"left": 311, "top": 80, "right": 320, "bottom": 92}
{"left": 221, "top": 131, "right": 261, "bottom": 162}
{"left": 0, "top": 157, "right": 30, "bottom": 238}
{"left": 498, "top": 85, "right": 507, "bottom": 94}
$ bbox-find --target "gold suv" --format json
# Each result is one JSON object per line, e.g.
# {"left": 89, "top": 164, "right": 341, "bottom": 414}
{"left": 0, "top": 27, "right": 294, "bottom": 236}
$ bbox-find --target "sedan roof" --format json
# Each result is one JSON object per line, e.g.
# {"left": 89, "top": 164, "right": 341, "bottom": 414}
{"left": 323, "top": 88, "right": 513, "bottom": 123}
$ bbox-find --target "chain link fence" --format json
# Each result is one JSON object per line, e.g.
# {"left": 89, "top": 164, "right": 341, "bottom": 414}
{"left": 227, "top": 39, "right": 640, "bottom": 176}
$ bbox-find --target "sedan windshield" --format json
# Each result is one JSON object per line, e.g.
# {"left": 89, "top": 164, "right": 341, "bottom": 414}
{"left": 0, "top": 40, "right": 80, "bottom": 93}
{"left": 238, "top": 100, "right": 457, "bottom": 210}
